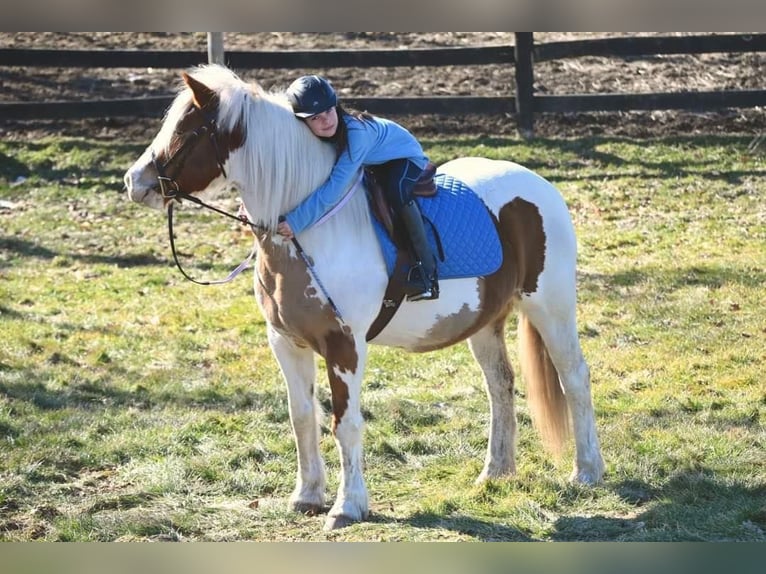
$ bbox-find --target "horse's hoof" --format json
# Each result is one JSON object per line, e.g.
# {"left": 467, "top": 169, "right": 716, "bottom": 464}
{"left": 569, "top": 468, "right": 604, "bottom": 486}
{"left": 323, "top": 514, "right": 357, "bottom": 530}
{"left": 475, "top": 465, "right": 516, "bottom": 484}
{"left": 291, "top": 501, "right": 324, "bottom": 516}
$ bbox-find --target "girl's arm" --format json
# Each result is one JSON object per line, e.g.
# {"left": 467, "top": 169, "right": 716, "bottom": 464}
{"left": 282, "top": 129, "right": 368, "bottom": 236}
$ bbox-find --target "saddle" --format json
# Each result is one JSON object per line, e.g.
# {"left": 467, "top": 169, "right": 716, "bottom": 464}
{"left": 364, "top": 164, "right": 503, "bottom": 341}
{"left": 365, "top": 163, "right": 439, "bottom": 340}
{"left": 366, "top": 162, "right": 437, "bottom": 238}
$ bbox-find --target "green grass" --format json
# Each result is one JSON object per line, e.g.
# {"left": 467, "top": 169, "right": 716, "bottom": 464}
{"left": 0, "top": 133, "right": 764, "bottom": 541}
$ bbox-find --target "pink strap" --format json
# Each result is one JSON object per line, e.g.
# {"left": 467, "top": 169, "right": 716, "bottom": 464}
{"left": 313, "top": 171, "right": 365, "bottom": 227}
{"left": 204, "top": 243, "right": 257, "bottom": 285}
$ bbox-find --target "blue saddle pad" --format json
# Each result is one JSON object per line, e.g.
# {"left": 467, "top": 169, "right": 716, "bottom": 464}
{"left": 370, "top": 173, "right": 502, "bottom": 280}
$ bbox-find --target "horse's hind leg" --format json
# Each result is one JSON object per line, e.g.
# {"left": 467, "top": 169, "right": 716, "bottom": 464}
{"left": 267, "top": 326, "right": 326, "bottom": 515}
{"left": 467, "top": 316, "right": 518, "bottom": 482}
{"left": 519, "top": 299, "right": 604, "bottom": 485}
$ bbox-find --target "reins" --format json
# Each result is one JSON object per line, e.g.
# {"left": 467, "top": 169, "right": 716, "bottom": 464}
{"left": 166, "top": 199, "right": 258, "bottom": 286}
{"left": 164, "top": 191, "right": 344, "bottom": 320}
{"left": 151, "top": 105, "right": 346, "bottom": 322}
{"left": 151, "top": 114, "right": 262, "bottom": 286}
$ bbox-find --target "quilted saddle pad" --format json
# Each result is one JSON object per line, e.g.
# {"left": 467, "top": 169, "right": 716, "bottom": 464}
{"left": 370, "top": 173, "right": 503, "bottom": 280}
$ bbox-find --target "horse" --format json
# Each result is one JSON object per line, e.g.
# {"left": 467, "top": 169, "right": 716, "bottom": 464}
{"left": 123, "top": 64, "right": 604, "bottom": 530}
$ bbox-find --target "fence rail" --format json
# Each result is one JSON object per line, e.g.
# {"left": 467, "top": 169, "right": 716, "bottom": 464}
{"left": 0, "top": 45, "right": 516, "bottom": 69}
{"left": 1, "top": 33, "right": 765, "bottom": 136}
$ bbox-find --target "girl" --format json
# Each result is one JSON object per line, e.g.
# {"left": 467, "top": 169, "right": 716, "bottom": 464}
{"left": 277, "top": 75, "right": 439, "bottom": 301}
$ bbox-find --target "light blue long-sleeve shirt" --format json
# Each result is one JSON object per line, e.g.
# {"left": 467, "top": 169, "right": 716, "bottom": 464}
{"left": 283, "top": 114, "right": 429, "bottom": 235}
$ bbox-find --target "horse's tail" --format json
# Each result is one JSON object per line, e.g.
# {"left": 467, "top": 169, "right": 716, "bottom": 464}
{"left": 518, "top": 315, "right": 570, "bottom": 457}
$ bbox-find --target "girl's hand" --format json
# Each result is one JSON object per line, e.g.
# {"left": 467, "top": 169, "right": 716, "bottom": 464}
{"left": 277, "top": 220, "right": 294, "bottom": 239}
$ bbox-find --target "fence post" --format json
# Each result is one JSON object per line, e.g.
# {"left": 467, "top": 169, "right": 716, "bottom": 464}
{"left": 207, "top": 33, "right": 225, "bottom": 65}
{"left": 514, "top": 32, "right": 535, "bottom": 138}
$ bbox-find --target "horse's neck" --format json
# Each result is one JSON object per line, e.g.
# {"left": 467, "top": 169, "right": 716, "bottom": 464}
{"left": 254, "top": 183, "right": 373, "bottom": 268}
{"left": 230, "top": 97, "right": 337, "bottom": 230}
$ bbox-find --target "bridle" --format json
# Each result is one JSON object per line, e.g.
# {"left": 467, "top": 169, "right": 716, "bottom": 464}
{"left": 151, "top": 108, "right": 261, "bottom": 286}
{"left": 149, "top": 103, "right": 345, "bottom": 320}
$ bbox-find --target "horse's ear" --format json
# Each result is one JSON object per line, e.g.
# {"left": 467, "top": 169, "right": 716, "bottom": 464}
{"left": 182, "top": 72, "right": 217, "bottom": 110}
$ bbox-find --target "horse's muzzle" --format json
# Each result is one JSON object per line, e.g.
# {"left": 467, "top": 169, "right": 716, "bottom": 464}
{"left": 124, "top": 166, "right": 164, "bottom": 209}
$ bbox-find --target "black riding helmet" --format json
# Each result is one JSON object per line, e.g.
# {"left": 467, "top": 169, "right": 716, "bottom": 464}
{"left": 286, "top": 75, "right": 338, "bottom": 118}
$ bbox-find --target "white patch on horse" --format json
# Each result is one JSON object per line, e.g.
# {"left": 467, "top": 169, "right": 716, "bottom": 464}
{"left": 370, "top": 277, "right": 482, "bottom": 349}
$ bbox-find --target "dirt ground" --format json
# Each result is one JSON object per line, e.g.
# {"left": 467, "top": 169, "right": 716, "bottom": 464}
{"left": 0, "top": 32, "right": 764, "bottom": 141}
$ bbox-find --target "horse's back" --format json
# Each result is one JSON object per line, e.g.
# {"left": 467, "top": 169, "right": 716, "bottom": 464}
{"left": 440, "top": 156, "right": 579, "bottom": 302}
{"left": 439, "top": 156, "right": 575, "bottom": 246}
{"left": 438, "top": 157, "right": 567, "bottom": 215}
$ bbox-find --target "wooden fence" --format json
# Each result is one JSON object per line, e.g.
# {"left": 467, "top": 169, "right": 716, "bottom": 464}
{"left": 1, "top": 33, "right": 765, "bottom": 135}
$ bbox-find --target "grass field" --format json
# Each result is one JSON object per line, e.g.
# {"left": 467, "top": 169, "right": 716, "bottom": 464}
{"left": 0, "top": 132, "right": 764, "bottom": 541}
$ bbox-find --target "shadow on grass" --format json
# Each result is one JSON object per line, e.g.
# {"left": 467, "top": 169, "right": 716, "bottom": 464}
{"left": 0, "top": 236, "right": 165, "bottom": 269}
{"left": 365, "top": 509, "right": 535, "bottom": 541}
{"left": 425, "top": 134, "right": 766, "bottom": 185}
{"left": 581, "top": 262, "right": 766, "bottom": 292}
{"left": 0, "top": 138, "right": 146, "bottom": 183}
{"left": 551, "top": 472, "right": 766, "bottom": 541}
{"left": 1, "top": 303, "right": 277, "bottom": 417}
{"left": 0, "top": 369, "right": 282, "bottom": 415}
{"left": 0, "top": 150, "right": 30, "bottom": 179}
{"left": 357, "top": 470, "right": 765, "bottom": 541}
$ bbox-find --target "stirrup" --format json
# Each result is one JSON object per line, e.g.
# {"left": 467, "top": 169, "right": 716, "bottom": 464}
{"left": 407, "top": 286, "right": 439, "bottom": 302}
{"left": 405, "top": 263, "right": 439, "bottom": 301}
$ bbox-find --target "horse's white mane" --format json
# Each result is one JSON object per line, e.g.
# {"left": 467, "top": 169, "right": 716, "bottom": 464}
{"left": 163, "top": 64, "right": 338, "bottom": 229}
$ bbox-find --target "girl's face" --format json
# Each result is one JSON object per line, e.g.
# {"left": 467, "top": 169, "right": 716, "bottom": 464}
{"left": 306, "top": 106, "right": 338, "bottom": 138}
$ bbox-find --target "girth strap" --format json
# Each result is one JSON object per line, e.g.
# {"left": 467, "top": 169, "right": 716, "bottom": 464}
{"left": 365, "top": 249, "right": 410, "bottom": 341}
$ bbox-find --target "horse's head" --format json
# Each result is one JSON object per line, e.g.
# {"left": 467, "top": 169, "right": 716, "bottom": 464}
{"left": 125, "top": 64, "right": 340, "bottom": 230}
{"left": 124, "top": 67, "right": 245, "bottom": 209}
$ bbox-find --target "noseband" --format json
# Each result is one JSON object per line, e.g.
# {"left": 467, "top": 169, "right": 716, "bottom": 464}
{"left": 151, "top": 109, "right": 260, "bottom": 286}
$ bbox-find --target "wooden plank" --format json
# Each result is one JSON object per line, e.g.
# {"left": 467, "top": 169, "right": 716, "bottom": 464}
{"left": 0, "top": 49, "right": 207, "bottom": 68}
{"left": 533, "top": 90, "right": 766, "bottom": 112}
{"left": 226, "top": 46, "right": 514, "bottom": 68}
{"left": 4, "top": 89, "right": 765, "bottom": 121}
{"left": 0, "top": 96, "right": 513, "bottom": 120}
{"left": 4, "top": 34, "right": 763, "bottom": 71}
{"left": 0, "top": 97, "right": 175, "bottom": 120}
{"left": 0, "top": 45, "right": 514, "bottom": 70}
{"left": 535, "top": 33, "right": 766, "bottom": 62}
{"left": 514, "top": 33, "right": 535, "bottom": 138}
{"left": 344, "top": 96, "right": 513, "bottom": 115}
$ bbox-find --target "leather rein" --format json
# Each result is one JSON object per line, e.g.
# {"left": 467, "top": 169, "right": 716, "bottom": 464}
{"left": 151, "top": 111, "right": 261, "bottom": 286}
{"left": 151, "top": 108, "right": 345, "bottom": 322}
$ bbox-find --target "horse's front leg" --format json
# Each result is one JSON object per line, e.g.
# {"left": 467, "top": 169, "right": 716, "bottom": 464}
{"left": 322, "top": 331, "right": 369, "bottom": 530}
{"left": 267, "top": 325, "right": 326, "bottom": 515}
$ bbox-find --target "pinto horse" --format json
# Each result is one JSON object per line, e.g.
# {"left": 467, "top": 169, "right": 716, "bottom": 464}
{"left": 124, "top": 64, "right": 604, "bottom": 530}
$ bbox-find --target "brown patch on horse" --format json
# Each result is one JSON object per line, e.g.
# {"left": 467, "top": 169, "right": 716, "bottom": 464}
{"left": 323, "top": 330, "right": 358, "bottom": 431}
{"left": 468, "top": 197, "right": 546, "bottom": 326}
{"left": 416, "top": 197, "right": 547, "bottom": 351}
{"left": 155, "top": 75, "right": 245, "bottom": 200}
{"left": 414, "top": 303, "right": 482, "bottom": 352}
{"left": 254, "top": 234, "right": 330, "bottom": 339}
{"left": 496, "top": 197, "right": 547, "bottom": 295}
{"left": 254, "top": 233, "right": 355, "bottom": 430}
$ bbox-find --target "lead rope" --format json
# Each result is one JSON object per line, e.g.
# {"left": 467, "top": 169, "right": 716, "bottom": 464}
{"left": 166, "top": 201, "right": 257, "bottom": 286}
{"left": 167, "top": 200, "right": 344, "bottom": 323}
{"left": 155, "top": 150, "right": 344, "bottom": 320}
